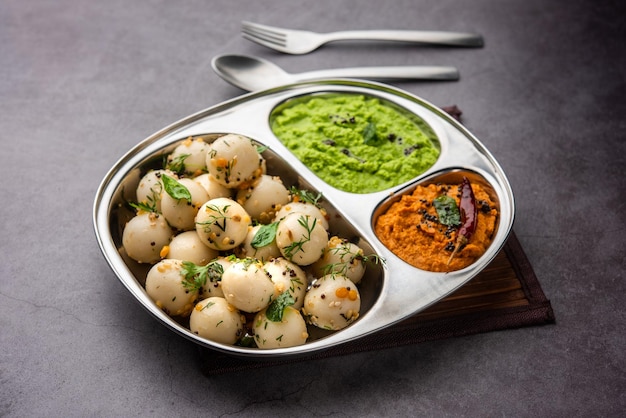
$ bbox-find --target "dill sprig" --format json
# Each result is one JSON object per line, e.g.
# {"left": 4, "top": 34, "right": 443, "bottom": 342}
{"left": 289, "top": 186, "right": 323, "bottom": 208}
{"left": 283, "top": 215, "right": 316, "bottom": 260}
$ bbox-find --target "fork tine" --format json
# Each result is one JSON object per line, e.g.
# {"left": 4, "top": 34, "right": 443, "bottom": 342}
{"left": 241, "top": 27, "right": 286, "bottom": 46}
{"left": 241, "top": 21, "right": 286, "bottom": 38}
{"left": 241, "top": 32, "right": 288, "bottom": 51}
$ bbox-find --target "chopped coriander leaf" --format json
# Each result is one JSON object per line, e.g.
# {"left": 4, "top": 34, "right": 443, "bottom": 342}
{"left": 180, "top": 260, "right": 224, "bottom": 292}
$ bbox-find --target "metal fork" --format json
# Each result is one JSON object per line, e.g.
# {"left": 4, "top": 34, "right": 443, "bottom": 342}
{"left": 241, "top": 21, "right": 484, "bottom": 55}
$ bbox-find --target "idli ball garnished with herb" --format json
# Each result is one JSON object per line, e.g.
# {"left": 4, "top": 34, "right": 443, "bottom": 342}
{"left": 302, "top": 274, "right": 361, "bottom": 331}
{"left": 235, "top": 224, "right": 282, "bottom": 262}
{"left": 253, "top": 294, "right": 308, "bottom": 349}
{"left": 195, "top": 197, "right": 251, "bottom": 251}
{"left": 311, "top": 236, "right": 368, "bottom": 285}
{"left": 196, "top": 256, "right": 232, "bottom": 299}
{"left": 189, "top": 297, "right": 245, "bottom": 345}
{"left": 273, "top": 187, "right": 329, "bottom": 231}
{"left": 263, "top": 257, "right": 308, "bottom": 310}
{"left": 220, "top": 257, "right": 278, "bottom": 313}
{"left": 145, "top": 259, "right": 199, "bottom": 317}
{"left": 236, "top": 174, "right": 290, "bottom": 224}
{"left": 167, "top": 136, "right": 210, "bottom": 176}
{"left": 135, "top": 169, "right": 176, "bottom": 213}
{"left": 205, "top": 134, "right": 264, "bottom": 188}
{"left": 160, "top": 176, "right": 209, "bottom": 231}
{"left": 275, "top": 212, "right": 329, "bottom": 266}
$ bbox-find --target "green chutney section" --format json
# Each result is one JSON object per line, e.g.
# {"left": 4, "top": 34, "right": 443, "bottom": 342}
{"left": 270, "top": 93, "right": 440, "bottom": 194}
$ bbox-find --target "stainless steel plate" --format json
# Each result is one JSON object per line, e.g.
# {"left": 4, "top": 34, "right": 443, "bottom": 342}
{"left": 93, "top": 79, "right": 515, "bottom": 359}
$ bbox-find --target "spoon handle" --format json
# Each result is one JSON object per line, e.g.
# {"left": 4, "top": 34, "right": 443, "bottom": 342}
{"left": 325, "top": 30, "right": 484, "bottom": 48}
{"left": 297, "top": 66, "right": 460, "bottom": 82}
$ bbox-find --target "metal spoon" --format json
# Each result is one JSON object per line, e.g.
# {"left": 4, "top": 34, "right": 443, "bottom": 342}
{"left": 211, "top": 54, "right": 459, "bottom": 91}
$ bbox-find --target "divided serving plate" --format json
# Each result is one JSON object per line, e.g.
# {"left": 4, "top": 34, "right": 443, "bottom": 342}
{"left": 93, "top": 79, "right": 515, "bottom": 359}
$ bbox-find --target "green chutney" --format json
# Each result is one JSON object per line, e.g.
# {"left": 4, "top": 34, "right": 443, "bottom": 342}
{"left": 270, "top": 93, "right": 440, "bottom": 194}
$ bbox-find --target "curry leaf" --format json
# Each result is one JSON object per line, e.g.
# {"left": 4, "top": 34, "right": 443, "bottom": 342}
{"left": 362, "top": 122, "right": 378, "bottom": 145}
{"left": 433, "top": 195, "right": 461, "bottom": 226}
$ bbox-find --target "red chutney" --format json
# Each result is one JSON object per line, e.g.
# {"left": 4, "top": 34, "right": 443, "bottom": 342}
{"left": 374, "top": 181, "right": 498, "bottom": 272}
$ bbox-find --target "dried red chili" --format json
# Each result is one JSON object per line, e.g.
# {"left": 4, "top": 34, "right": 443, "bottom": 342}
{"left": 447, "top": 176, "right": 477, "bottom": 266}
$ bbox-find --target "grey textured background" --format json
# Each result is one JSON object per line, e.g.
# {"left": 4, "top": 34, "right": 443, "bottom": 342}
{"left": 1, "top": 0, "right": 624, "bottom": 416}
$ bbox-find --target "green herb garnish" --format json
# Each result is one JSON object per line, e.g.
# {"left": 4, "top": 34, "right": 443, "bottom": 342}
{"left": 289, "top": 186, "right": 323, "bottom": 207}
{"left": 162, "top": 174, "right": 191, "bottom": 201}
{"left": 129, "top": 201, "right": 157, "bottom": 213}
{"left": 166, "top": 153, "right": 190, "bottom": 175}
{"left": 180, "top": 260, "right": 224, "bottom": 292}
{"left": 196, "top": 203, "right": 231, "bottom": 232}
{"left": 322, "top": 251, "right": 385, "bottom": 277}
{"left": 362, "top": 122, "right": 378, "bottom": 145}
{"left": 433, "top": 195, "right": 461, "bottom": 226}
{"left": 283, "top": 216, "right": 316, "bottom": 260}
{"left": 251, "top": 222, "right": 279, "bottom": 248}
{"left": 200, "top": 300, "right": 215, "bottom": 311}
{"left": 236, "top": 334, "right": 256, "bottom": 347}
{"left": 266, "top": 292, "right": 295, "bottom": 322}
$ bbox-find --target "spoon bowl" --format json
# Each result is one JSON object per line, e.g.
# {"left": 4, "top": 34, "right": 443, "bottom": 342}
{"left": 211, "top": 54, "right": 460, "bottom": 91}
{"left": 212, "top": 55, "right": 294, "bottom": 91}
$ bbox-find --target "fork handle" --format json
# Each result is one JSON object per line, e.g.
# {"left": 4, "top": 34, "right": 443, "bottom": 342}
{"left": 325, "top": 30, "right": 484, "bottom": 47}
{"left": 298, "top": 66, "right": 460, "bottom": 82}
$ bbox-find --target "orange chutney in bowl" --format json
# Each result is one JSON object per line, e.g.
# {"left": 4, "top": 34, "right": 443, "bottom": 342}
{"left": 374, "top": 180, "right": 499, "bottom": 272}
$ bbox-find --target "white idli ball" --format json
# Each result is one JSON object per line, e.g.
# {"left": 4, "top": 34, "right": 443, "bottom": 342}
{"left": 145, "top": 259, "right": 198, "bottom": 317}
{"left": 122, "top": 212, "right": 173, "bottom": 264}
{"left": 193, "top": 173, "right": 232, "bottom": 200}
{"left": 221, "top": 258, "right": 277, "bottom": 313}
{"left": 302, "top": 274, "right": 360, "bottom": 331}
{"left": 195, "top": 197, "right": 251, "bottom": 251}
{"left": 189, "top": 297, "right": 245, "bottom": 345}
{"left": 235, "top": 224, "right": 282, "bottom": 262}
{"left": 205, "top": 134, "right": 264, "bottom": 188}
{"left": 236, "top": 175, "right": 290, "bottom": 223}
{"left": 165, "top": 230, "right": 218, "bottom": 265}
{"left": 263, "top": 257, "right": 307, "bottom": 310}
{"left": 311, "top": 236, "right": 366, "bottom": 284}
{"left": 160, "top": 177, "right": 209, "bottom": 231}
{"left": 135, "top": 169, "right": 175, "bottom": 212}
{"left": 253, "top": 306, "right": 308, "bottom": 349}
{"left": 168, "top": 137, "right": 209, "bottom": 175}
{"left": 275, "top": 213, "right": 328, "bottom": 266}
